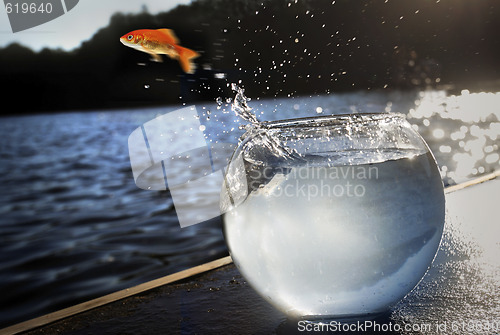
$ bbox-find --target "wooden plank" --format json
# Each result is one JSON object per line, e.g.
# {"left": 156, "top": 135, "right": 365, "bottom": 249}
{"left": 2, "top": 169, "right": 499, "bottom": 335}
{"left": 444, "top": 169, "right": 500, "bottom": 194}
{"left": 1, "top": 256, "right": 233, "bottom": 335}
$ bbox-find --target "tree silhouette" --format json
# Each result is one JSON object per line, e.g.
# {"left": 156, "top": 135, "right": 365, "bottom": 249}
{"left": 0, "top": 0, "right": 499, "bottom": 114}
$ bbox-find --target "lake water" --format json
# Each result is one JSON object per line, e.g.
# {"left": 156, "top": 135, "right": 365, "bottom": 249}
{"left": 1, "top": 89, "right": 499, "bottom": 328}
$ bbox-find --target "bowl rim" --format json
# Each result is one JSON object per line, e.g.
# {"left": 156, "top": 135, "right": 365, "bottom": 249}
{"left": 260, "top": 112, "right": 406, "bottom": 129}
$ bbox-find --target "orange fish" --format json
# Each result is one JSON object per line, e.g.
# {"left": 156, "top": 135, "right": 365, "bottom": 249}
{"left": 120, "top": 29, "right": 200, "bottom": 74}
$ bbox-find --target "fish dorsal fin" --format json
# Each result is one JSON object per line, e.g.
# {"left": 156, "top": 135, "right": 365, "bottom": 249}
{"left": 157, "top": 29, "right": 179, "bottom": 44}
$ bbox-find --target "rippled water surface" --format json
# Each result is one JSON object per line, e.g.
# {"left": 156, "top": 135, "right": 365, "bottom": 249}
{"left": 0, "top": 108, "right": 229, "bottom": 327}
{"left": 0, "top": 89, "right": 499, "bottom": 328}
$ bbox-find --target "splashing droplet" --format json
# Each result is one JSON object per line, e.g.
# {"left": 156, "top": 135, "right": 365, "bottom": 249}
{"left": 216, "top": 97, "right": 223, "bottom": 109}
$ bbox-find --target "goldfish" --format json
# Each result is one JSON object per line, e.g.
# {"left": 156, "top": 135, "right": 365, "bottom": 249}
{"left": 120, "top": 29, "right": 200, "bottom": 74}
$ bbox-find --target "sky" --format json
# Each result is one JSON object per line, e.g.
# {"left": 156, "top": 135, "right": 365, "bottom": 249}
{"left": 0, "top": 0, "right": 192, "bottom": 51}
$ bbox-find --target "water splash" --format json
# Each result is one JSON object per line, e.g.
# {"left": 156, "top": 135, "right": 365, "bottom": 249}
{"left": 231, "top": 83, "right": 259, "bottom": 124}
{"left": 228, "top": 83, "right": 303, "bottom": 163}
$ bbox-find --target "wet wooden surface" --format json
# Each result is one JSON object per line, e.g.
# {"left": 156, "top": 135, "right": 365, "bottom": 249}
{"left": 6, "top": 173, "right": 500, "bottom": 335}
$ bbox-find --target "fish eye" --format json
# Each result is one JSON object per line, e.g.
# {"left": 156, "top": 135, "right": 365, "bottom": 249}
{"left": 127, "top": 35, "right": 133, "bottom": 41}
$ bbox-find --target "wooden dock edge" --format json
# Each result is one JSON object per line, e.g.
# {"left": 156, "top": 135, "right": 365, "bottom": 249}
{"left": 2, "top": 169, "right": 499, "bottom": 335}
{"left": 1, "top": 256, "right": 233, "bottom": 335}
{"left": 444, "top": 169, "right": 500, "bottom": 194}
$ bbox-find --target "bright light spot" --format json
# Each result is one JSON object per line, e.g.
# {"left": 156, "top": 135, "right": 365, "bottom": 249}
{"left": 485, "top": 153, "right": 499, "bottom": 164}
{"left": 464, "top": 137, "right": 486, "bottom": 161}
{"left": 433, "top": 128, "right": 445, "bottom": 139}
{"left": 316, "top": 107, "right": 323, "bottom": 114}
{"left": 439, "top": 145, "right": 452, "bottom": 153}
{"left": 199, "top": 125, "right": 206, "bottom": 131}
{"left": 486, "top": 123, "right": 500, "bottom": 140}
{"left": 469, "top": 125, "right": 482, "bottom": 137}
{"left": 410, "top": 91, "right": 500, "bottom": 123}
{"left": 423, "top": 119, "right": 430, "bottom": 126}
{"left": 450, "top": 131, "right": 465, "bottom": 141}
{"left": 453, "top": 152, "right": 475, "bottom": 178}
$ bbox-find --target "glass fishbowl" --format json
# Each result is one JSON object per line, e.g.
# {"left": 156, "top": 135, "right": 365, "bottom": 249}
{"left": 221, "top": 113, "right": 445, "bottom": 320}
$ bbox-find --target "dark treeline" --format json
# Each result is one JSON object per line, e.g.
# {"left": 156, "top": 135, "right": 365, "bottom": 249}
{"left": 1, "top": 0, "right": 499, "bottom": 114}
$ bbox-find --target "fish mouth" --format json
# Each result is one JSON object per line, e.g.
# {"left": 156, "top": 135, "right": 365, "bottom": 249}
{"left": 120, "top": 38, "right": 135, "bottom": 47}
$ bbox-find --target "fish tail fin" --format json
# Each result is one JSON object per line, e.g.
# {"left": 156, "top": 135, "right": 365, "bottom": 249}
{"left": 178, "top": 46, "right": 200, "bottom": 74}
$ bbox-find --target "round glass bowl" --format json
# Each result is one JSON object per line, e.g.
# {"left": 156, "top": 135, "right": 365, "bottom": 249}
{"left": 221, "top": 113, "right": 445, "bottom": 320}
